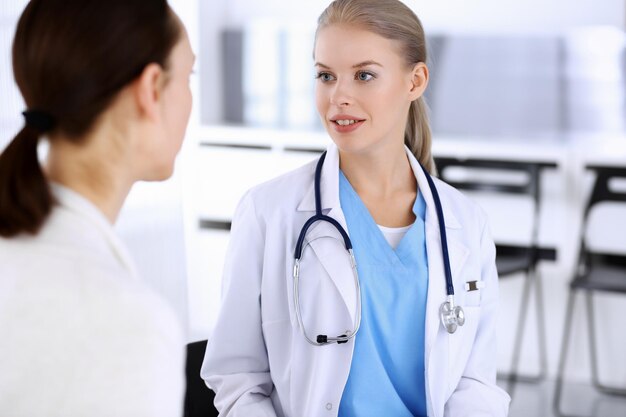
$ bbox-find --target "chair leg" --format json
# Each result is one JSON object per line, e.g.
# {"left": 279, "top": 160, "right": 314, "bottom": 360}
{"left": 534, "top": 268, "right": 548, "bottom": 381}
{"left": 586, "top": 292, "right": 626, "bottom": 396}
{"left": 509, "top": 268, "right": 549, "bottom": 380}
{"left": 501, "top": 267, "right": 549, "bottom": 398}
{"left": 553, "top": 290, "right": 580, "bottom": 417}
{"left": 506, "top": 268, "right": 535, "bottom": 397}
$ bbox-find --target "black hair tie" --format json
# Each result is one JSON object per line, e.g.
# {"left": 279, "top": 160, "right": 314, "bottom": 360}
{"left": 22, "top": 110, "right": 56, "bottom": 133}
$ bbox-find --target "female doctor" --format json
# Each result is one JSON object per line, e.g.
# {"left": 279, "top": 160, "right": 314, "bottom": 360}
{"left": 202, "top": 0, "right": 510, "bottom": 416}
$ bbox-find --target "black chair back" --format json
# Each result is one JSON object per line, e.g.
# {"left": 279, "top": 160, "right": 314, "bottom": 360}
{"left": 583, "top": 165, "right": 626, "bottom": 218}
{"left": 435, "top": 157, "right": 542, "bottom": 199}
{"left": 435, "top": 157, "right": 558, "bottom": 263}
{"left": 580, "top": 165, "right": 626, "bottom": 268}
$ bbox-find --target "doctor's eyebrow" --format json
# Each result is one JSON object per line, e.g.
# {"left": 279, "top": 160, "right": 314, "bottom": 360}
{"left": 351, "top": 60, "right": 383, "bottom": 68}
{"left": 314, "top": 60, "right": 383, "bottom": 69}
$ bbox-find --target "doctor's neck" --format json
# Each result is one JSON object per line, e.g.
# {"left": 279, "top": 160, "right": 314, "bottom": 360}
{"left": 45, "top": 126, "right": 134, "bottom": 225}
{"left": 338, "top": 139, "right": 416, "bottom": 200}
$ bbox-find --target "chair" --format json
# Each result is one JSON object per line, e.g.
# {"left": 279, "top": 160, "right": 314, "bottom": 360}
{"left": 435, "top": 157, "right": 557, "bottom": 397}
{"left": 553, "top": 165, "right": 626, "bottom": 417}
{"left": 184, "top": 340, "right": 219, "bottom": 417}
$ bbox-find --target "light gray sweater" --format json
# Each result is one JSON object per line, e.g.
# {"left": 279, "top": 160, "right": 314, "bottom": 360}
{"left": 0, "top": 184, "right": 185, "bottom": 417}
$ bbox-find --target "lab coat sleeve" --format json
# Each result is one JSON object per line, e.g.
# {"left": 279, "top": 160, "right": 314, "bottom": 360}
{"left": 201, "top": 191, "right": 278, "bottom": 417}
{"left": 444, "top": 213, "right": 511, "bottom": 417}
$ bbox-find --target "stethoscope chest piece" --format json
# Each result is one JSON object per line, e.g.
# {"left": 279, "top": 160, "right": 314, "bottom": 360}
{"left": 440, "top": 295, "right": 465, "bottom": 334}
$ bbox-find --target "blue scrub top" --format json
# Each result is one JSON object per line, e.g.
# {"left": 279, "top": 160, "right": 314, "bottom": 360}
{"left": 338, "top": 171, "right": 429, "bottom": 417}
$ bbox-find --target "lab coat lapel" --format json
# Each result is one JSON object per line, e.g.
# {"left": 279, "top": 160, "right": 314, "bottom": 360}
{"left": 295, "top": 144, "right": 357, "bottom": 324}
{"left": 407, "top": 149, "right": 469, "bottom": 416}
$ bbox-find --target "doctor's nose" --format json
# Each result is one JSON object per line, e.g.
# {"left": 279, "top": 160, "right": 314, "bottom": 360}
{"left": 329, "top": 81, "right": 354, "bottom": 107}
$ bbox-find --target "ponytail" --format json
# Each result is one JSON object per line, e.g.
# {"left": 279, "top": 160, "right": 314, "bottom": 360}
{"left": 0, "top": 127, "right": 54, "bottom": 237}
{"left": 404, "top": 97, "right": 436, "bottom": 175}
{"left": 2, "top": 0, "right": 182, "bottom": 238}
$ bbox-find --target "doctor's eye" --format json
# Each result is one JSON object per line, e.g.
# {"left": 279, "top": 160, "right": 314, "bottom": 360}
{"left": 315, "top": 72, "right": 336, "bottom": 82}
{"left": 355, "top": 71, "right": 375, "bottom": 82}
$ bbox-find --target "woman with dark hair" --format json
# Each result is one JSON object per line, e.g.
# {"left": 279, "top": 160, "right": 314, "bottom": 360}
{"left": 0, "top": 1, "right": 195, "bottom": 415}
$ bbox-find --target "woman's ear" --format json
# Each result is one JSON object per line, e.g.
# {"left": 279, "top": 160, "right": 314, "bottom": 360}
{"left": 409, "top": 62, "right": 429, "bottom": 101}
{"left": 133, "top": 63, "right": 165, "bottom": 122}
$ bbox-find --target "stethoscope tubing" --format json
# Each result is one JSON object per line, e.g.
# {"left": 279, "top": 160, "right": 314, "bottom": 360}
{"left": 417, "top": 163, "right": 455, "bottom": 296}
{"left": 293, "top": 151, "right": 462, "bottom": 344}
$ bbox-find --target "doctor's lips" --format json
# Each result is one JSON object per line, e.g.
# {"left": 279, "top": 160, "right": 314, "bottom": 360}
{"left": 329, "top": 114, "right": 366, "bottom": 133}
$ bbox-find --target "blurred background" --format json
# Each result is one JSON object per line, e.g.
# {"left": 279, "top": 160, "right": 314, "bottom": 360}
{"left": 1, "top": 1, "right": 625, "bottom": 415}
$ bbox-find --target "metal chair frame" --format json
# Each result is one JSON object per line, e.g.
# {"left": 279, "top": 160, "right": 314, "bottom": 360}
{"left": 436, "top": 157, "right": 557, "bottom": 397}
{"left": 554, "top": 166, "right": 626, "bottom": 417}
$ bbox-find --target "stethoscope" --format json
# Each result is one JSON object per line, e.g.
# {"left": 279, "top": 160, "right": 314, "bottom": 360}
{"left": 293, "top": 151, "right": 465, "bottom": 346}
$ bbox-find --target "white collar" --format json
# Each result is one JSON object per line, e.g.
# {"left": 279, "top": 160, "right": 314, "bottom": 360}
{"left": 50, "top": 182, "right": 139, "bottom": 278}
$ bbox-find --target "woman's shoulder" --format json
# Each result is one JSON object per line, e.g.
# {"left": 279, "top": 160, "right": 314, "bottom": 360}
{"left": 0, "top": 207, "right": 181, "bottom": 339}
{"left": 0, "top": 244, "right": 183, "bottom": 346}
{"left": 0, "top": 223, "right": 125, "bottom": 286}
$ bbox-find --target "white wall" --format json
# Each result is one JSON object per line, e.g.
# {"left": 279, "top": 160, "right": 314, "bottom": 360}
{"left": 198, "top": 0, "right": 626, "bottom": 124}
{"left": 222, "top": 0, "right": 626, "bottom": 30}
{"left": 0, "top": 0, "right": 28, "bottom": 150}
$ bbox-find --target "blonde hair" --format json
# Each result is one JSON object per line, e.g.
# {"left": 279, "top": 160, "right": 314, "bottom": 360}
{"left": 316, "top": 0, "right": 435, "bottom": 173}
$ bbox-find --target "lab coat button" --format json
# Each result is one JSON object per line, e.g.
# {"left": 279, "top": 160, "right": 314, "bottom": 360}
{"left": 326, "top": 402, "right": 333, "bottom": 410}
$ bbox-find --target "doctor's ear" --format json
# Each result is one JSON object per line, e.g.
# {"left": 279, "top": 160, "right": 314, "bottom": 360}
{"left": 133, "top": 63, "right": 166, "bottom": 122}
{"left": 408, "top": 62, "right": 429, "bottom": 101}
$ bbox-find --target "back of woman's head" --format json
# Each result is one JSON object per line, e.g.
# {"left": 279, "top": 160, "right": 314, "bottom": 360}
{"left": 0, "top": 0, "right": 181, "bottom": 238}
{"left": 317, "top": 0, "right": 435, "bottom": 173}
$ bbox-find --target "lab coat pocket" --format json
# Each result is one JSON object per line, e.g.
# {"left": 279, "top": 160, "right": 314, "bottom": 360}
{"left": 447, "top": 305, "right": 481, "bottom": 394}
{"left": 262, "top": 319, "right": 293, "bottom": 391}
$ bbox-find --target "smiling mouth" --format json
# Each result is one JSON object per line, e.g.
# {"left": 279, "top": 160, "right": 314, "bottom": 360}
{"left": 332, "top": 119, "right": 364, "bottom": 126}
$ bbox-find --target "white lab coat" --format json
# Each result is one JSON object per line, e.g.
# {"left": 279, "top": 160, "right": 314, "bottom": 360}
{"left": 202, "top": 144, "right": 511, "bottom": 417}
{"left": 0, "top": 183, "right": 185, "bottom": 417}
